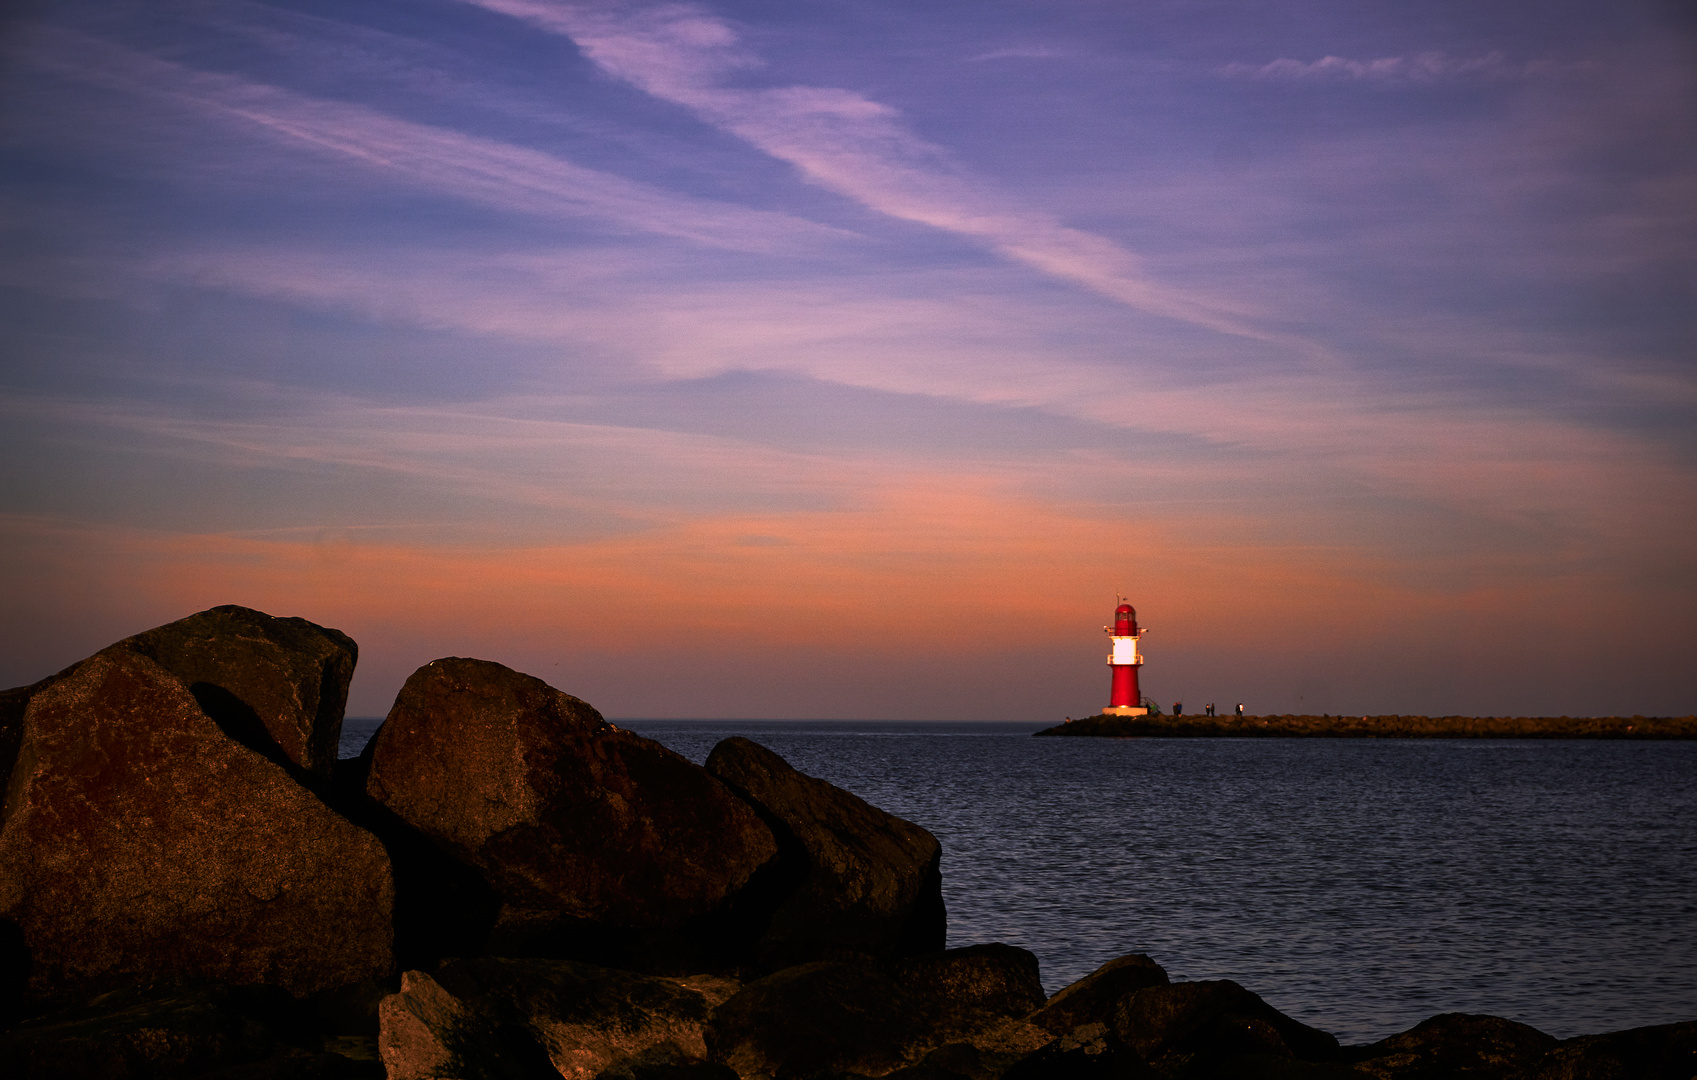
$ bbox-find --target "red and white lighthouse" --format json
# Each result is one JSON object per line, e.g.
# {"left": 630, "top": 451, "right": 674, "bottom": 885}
{"left": 1103, "top": 601, "right": 1147, "bottom": 716}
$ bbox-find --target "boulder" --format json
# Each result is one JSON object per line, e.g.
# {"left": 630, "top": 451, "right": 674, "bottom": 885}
{"left": 894, "top": 944, "right": 1048, "bottom": 1046}
{"left": 109, "top": 605, "right": 357, "bottom": 785}
{"left": 704, "top": 736, "right": 946, "bottom": 967}
{"left": 1110, "top": 981, "right": 1340, "bottom": 1074}
{"left": 1029, "top": 954, "right": 1171, "bottom": 1036}
{"left": 0, "top": 981, "right": 378, "bottom": 1080}
{"left": 1346, "top": 1013, "right": 1557, "bottom": 1078}
{"left": 378, "top": 959, "right": 739, "bottom": 1080}
{"left": 0, "top": 650, "right": 393, "bottom": 1002}
{"left": 364, "top": 659, "right": 779, "bottom": 966}
{"left": 377, "top": 969, "right": 551, "bottom": 1080}
{"left": 2, "top": 674, "right": 64, "bottom": 792}
{"left": 1000, "top": 1023, "right": 1158, "bottom": 1080}
{"left": 0, "top": 983, "right": 281, "bottom": 1080}
{"left": 706, "top": 946, "right": 1048, "bottom": 1080}
{"left": 705, "top": 960, "right": 922, "bottom": 1079}
{"left": 1532, "top": 1019, "right": 1697, "bottom": 1079}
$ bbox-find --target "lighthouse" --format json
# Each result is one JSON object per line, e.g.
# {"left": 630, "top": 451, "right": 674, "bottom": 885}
{"left": 1103, "top": 601, "right": 1147, "bottom": 716}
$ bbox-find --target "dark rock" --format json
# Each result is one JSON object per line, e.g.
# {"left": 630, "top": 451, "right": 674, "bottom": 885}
{"left": 705, "top": 736, "right": 946, "bottom": 967}
{"left": 1, "top": 917, "right": 27, "bottom": 1023}
{"left": 1030, "top": 954, "right": 1171, "bottom": 1036}
{"left": 1346, "top": 1013, "right": 1557, "bottom": 1078}
{"left": 331, "top": 749, "right": 502, "bottom": 973}
{"left": 315, "top": 980, "right": 393, "bottom": 1038}
{"left": 1, "top": 673, "right": 68, "bottom": 795}
{"left": 108, "top": 605, "right": 357, "bottom": 785}
{"left": 706, "top": 948, "right": 1048, "bottom": 1080}
{"left": 1182, "top": 1057, "right": 1373, "bottom": 1079}
{"left": 897, "top": 1042, "right": 1000, "bottom": 1080}
{"left": 378, "top": 958, "right": 739, "bottom": 1080}
{"left": 196, "top": 1045, "right": 383, "bottom": 1079}
{"left": 0, "top": 982, "right": 311, "bottom": 1080}
{"left": 0, "top": 650, "right": 394, "bottom": 1002}
{"left": 598, "top": 1065, "right": 740, "bottom": 1080}
{"left": 895, "top": 944, "right": 1048, "bottom": 1042}
{"left": 1531, "top": 1019, "right": 1697, "bottom": 1079}
{"left": 1111, "top": 981, "right": 1340, "bottom": 1074}
{"left": 1002, "top": 1023, "right": 1158, "bottom": 1080}
{"left": 364, "top": 659, "right": 779, "bottom": 968}
{"left": 378, "top": 969, "right": 559, "bottom": 1080}
{"left": 893, "top": 1039, "right": 1080, "bottom": 1080}
{"left": 706, "top": 960, "right": 921, "bottom": 1079}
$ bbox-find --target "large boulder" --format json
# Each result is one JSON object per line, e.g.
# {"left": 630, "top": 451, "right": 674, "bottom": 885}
{"left": 378, "top": 958, "right": 740, "bottom": 1080}
{"left": 704, "top": 736, "right": 946, "bottom": 967}
{"left": 1532, "top": 1019, "right": 1697, "bottom": 1080}
{"left": 894, "top": 944, "right": 1049, "bottom": 1046}
{"left": 363, "top": 659, "right": 779, "bottom": 965}
{"left": 0, "top": 982, "right": 379, "bottom": 1080}
{"left": 1, "top": 674, "right": 61, "bottom": 791}
{"left": 0, "top": 650, "right": 394, "bottom": 1003}
{"left": 1110, "top": 980, "right": 1341, "bottom": 1075}
{"left": 108, "top": 605, "right": 358, "bottom": 786}
{"left": 1029, "top": 954, "right": 1171, "bottom": 1037}
{"left": 706, "top": 945, "right": 1048, "bottom": 1079}
{"left": 999, "top": 1024, "right": 1159, "bottom": 1080}
{"left": 1347, "top": 1013, "right": 1557, "bottom": 1078}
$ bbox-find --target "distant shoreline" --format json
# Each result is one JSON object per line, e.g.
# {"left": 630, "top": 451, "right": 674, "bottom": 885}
{"left": 1035, "top": 713, "right": 1697, "bottom": 739}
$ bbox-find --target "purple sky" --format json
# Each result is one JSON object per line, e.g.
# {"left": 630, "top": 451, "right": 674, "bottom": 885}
{"left": 1, "top": 0, "right": 1693, "bottom": 719}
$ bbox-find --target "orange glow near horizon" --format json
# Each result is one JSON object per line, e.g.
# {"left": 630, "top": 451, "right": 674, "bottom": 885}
{"left": 5, "top": 478, "right": 1689, "bottom": 719}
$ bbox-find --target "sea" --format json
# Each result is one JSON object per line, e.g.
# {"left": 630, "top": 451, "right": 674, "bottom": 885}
{"left": 337, "top": 718, "right": 1697, "bottom": 1046}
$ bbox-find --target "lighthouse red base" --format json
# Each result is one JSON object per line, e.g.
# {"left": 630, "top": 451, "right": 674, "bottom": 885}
{"left": 1109, "top": 664, "right": 1140, "bottom": 710}
{"left": 1103, "top": 601, "right": 1149, "bottom": 716}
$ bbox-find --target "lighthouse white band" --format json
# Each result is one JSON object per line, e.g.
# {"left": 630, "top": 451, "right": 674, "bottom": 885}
{"left": 1107, "top": 636, "right": 1143, "bottom": 665}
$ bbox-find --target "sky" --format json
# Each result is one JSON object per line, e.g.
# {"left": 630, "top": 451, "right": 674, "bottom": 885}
{"left": 1, "top": 0, "right": 1693, "bottom": 720}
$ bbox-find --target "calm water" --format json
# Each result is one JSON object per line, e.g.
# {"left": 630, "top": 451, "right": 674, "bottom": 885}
{"left": 338, "top": 718, "right": 1697, "bottom": 1045}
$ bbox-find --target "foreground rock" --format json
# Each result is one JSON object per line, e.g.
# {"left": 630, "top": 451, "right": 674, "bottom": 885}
{"left": 0, "top": 982, "right": 381, "bottom": 1080}
{"left": 1028, "top": 954, "right": 1170, "bottom": 1037}
{"left": 1532, "top": 1019, "right": 1697, "bottom": 1079}
{"left": 1036, "top": 714, "right": 1697, "bottom": 740}
{"left": 2, "top": 600, "right": 358, "bottom": 792}
{"left": 706, "top": 945, "right": 1048, "bottom": 1079}
{"left": 1111, "top": 979, "right": 1341, "bottom": 1071}
{"left": 365, "top": 659, "right": 779, "bottom": 967}
{"left": 1345, "top": 1012, "right": 1557, "bottom": 1078}
{"left": 996, "top": 1025, "right": 1157, "bottom": 1080}
{"left": 0, "top": 649, "right": 393, "bottom": 1002}
{"left": 109, "top": 605, "right": 359, "bottom": 784}
{"left": 378, "top": 957, "right": 740, "bottom": 1080}
{"left": 705, "top": 736, "right": 945, "bottom": 968}
{"left": 1346, "top": 1013, "right": 1697, "bottom": 1080}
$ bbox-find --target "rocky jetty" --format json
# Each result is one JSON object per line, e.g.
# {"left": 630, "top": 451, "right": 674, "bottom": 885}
{"left": 2, "top": 606, "right": 1692, "bottom": 1078}
{"left": 1037, "top": 713, "right": 1697, "bottom": 739}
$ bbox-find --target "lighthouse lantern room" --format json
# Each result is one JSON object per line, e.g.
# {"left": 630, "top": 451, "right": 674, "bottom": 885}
{"left": 1103, "top": 601, "right": 1148, "bottom": 716}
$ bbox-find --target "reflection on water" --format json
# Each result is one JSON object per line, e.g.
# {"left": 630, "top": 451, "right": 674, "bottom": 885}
{"left": 341, "top": 717, "right": 1697, "bottom": 1044}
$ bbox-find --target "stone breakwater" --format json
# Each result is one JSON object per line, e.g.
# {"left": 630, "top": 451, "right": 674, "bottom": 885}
{"left": 1036, "top": 713, "right": 1697, "bottom": 739}
{"left": 2, "top": 606, "right": 1693, "bottom": 1079}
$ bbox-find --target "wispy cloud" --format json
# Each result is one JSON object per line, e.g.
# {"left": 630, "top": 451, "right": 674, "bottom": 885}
{"left": 13, "top": 25, "right": 849, "bottom": 253}
{"left": 968, "top": 46, "right": 1067, "bottom": 62}
{"left": 0, "top": 387, "right": 901, "bottom": 531}
{"left": 79, "top": 235, "right": 1690, "bottom": 566}
{"left": 457, "top": 0, "right": 1289, "bottom": 345}
{"left": 1219, "top": 51, "right": 1600, "bottom": 83}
